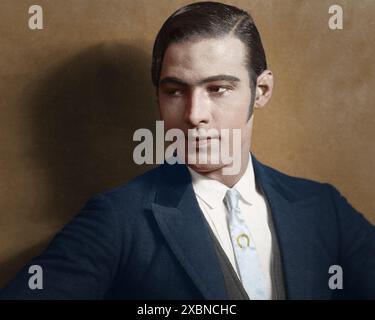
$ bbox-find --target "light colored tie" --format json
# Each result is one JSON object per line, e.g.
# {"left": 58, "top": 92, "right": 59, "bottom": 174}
{"left": 224, "top": 188, "right": 268, "bottom": 300}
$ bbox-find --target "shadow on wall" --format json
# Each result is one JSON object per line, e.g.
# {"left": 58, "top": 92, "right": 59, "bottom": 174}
{"left": 31, "top": 42, "right": 157, "bottom": 219}
{"left": 1, "top": 42, "right": 157, "bottom": 288}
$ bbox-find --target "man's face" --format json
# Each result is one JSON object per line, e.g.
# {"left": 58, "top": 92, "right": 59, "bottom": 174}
{"left": 158, "top": 36, "right": 254, "bottom": 174}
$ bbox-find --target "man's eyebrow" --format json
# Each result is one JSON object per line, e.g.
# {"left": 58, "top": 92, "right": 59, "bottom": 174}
{"left": 159, "top": 75, "right": 240, "bottom": 86}
{"left": 159, "top": 77, "right": 188, "bottom": 86}
{"left": 197, "top": 75, "right": 240, "bottom": 85}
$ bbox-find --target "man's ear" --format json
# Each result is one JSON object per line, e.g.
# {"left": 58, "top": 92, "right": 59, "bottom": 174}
{"left": 254, "top": 70, "right": 274, "bottom": 109}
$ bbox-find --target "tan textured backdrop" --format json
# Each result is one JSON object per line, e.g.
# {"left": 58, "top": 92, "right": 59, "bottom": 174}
{"left": 0, "top": 0, "right": 374, "bottom": 287}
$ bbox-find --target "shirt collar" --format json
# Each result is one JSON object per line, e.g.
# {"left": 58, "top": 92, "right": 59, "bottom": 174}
{"left": 188, "top": 167, "right": 228, "bottom": 209}
{"left": 187, "top": 153, "right": 257, "bottom": 209}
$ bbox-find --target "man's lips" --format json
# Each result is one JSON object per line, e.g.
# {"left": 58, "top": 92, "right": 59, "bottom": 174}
{"left": 185, "top": 136, "right": 220, "bottom": 140}
{"left": 185, "top": 136, "right": 220, "bottom": 147}
{"left": 186, "top": 134, "right": 221, "bottom": 140}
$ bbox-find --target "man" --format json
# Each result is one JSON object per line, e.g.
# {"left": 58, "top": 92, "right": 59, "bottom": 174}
{"left": 1, "top": 2, "right": 374, "bottom": 300}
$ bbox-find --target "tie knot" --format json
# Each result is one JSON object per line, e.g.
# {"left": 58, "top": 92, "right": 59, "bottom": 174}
{"left": 224, "top": 188, "right": 240, "bottom": 212}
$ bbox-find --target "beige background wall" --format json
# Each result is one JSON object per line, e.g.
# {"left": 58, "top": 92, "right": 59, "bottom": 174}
{"left": 0, "top": 0, "right": 374, "bottom": 287}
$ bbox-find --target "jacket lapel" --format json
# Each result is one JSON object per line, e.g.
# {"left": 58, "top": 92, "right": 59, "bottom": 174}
{"left": 151, "top": 164, "right": 228, "bottom": 300}
{"left": 252, "top": 155, "right": 320, "bottom": 299}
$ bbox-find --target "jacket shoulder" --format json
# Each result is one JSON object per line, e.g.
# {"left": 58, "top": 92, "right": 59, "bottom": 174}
{"left": 98, "top": 165, "right": 164, "bottom": 209}
{"left": 254, "top": 158, "right": 334, "bottom": 201}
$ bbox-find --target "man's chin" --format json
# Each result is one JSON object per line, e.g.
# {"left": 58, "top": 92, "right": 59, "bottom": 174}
{"left": 186, "top": 162, "right": 225, "bottom": 174}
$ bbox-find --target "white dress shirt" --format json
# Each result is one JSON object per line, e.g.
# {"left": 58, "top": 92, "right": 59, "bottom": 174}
{"left": 187, "top": 154, "right": 273, "bottom": 299}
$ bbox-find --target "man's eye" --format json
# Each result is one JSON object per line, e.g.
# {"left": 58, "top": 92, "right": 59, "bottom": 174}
{"left": 208, "top": 86, "right": 230, "bottom": 94}
{"left": 166, "top": 89, "right": 183, "bottom": 96}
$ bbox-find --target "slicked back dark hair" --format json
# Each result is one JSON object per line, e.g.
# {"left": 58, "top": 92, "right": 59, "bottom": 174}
{"left": 151, "top": 1, "right": 267, "bottom": 98}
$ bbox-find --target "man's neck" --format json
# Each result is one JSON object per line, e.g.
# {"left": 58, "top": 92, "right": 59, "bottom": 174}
{"left": 189, "top": 153, "right": 250, "bottom": 188}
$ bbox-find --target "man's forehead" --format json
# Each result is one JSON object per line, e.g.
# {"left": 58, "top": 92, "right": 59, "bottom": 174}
{"left": 160, "top": 36, "right": 249, "bottom": 81}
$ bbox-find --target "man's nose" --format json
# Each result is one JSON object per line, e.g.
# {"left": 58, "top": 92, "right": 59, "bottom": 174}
{"left": 184, "top": 89, "right": 211, "bottom": 126}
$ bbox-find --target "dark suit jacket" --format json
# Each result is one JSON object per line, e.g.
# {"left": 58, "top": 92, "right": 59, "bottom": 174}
{"left": 1, "top": 154, "right": 375, "bottom": 299}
